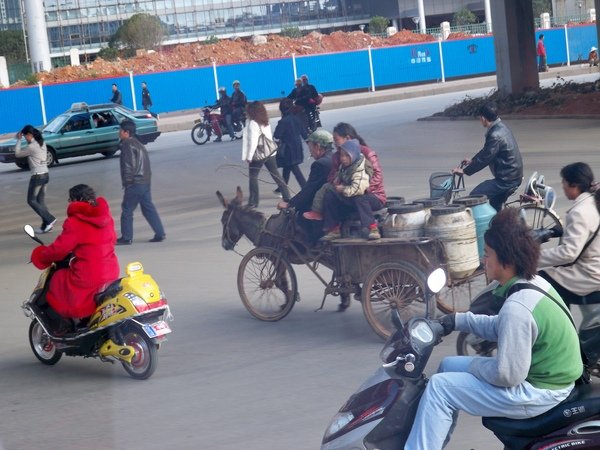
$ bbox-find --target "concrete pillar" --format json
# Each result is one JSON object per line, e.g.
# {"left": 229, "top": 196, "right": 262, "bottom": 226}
{"left": 491, "top": 0, "right": 538, "bottom": 96}
{"left": 70, "top": 48, "right": 80, "bottom": 66}
{"left": 590, "top": 8, "right": 596, "bottom": 21}
{"left": 484, "top": 0, "right": 492, "bottom": 33}
{"left": 417, "top": 0, "right": 426, "bottom": 33}
{"left": 441, "top": 21, "right": 451, "bottom": 40}
{"left": 540, "top": 12, "right": 551, "bottom": 28}
{"left": 596, "top": 0, "right": 600, "bottom": 53}
{"left": 0, "top": 56, "right": 9, "bottom": 87}
{"left": 23, "top": 0, "right": 51, "bottom": 72}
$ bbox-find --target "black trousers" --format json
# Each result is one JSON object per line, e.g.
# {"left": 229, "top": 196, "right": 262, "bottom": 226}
{"left": 322, "top": 189, "right": 382, "bottom": 231}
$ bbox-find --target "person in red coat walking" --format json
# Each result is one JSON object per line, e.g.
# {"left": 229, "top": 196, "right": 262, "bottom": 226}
{"left": 537, "top": 34, "right": 547, "bottom": 72}
{"left": 31, "top": 184, "right": 120, "bottom": 319}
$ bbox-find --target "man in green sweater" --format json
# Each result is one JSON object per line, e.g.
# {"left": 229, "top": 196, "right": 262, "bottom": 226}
{"left": 405, "top": 208, "right": 583, "bottom": 450}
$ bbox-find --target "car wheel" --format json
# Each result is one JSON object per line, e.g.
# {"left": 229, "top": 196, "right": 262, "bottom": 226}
{"left": 102, "top": 150, "right": 118, "bottom": 158}
{"left": 46, "top": 147, "right": 57, "bottom": 166}
{"left": 15, "top": 159, "right": 29, "bottom": 170}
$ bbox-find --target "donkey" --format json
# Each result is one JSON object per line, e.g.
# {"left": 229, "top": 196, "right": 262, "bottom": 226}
{"left": 216, "top": 186, "right": 266, "bottom": 251}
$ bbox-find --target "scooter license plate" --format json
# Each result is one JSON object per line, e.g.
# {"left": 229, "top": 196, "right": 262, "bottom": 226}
{"left": 142, "top": 320, "right": 171, "bottom": 338}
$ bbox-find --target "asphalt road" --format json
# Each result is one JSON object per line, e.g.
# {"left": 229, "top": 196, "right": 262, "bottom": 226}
{"left": 0, "top": 85, "right": 598, "bottom": 450}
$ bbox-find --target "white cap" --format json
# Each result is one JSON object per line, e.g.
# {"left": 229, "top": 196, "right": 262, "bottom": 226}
{"left": 592, "top": 46, "right": 597, "bottom": 52}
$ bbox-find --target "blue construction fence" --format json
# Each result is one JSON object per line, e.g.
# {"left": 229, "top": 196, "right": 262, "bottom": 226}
{"left": 0, "top": 23, "right": 597, "bottom": 135}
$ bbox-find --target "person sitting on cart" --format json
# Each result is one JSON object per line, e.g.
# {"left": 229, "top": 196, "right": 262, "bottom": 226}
{"left": 213, "top": 87, "right": 235, "bottom": 142}
{"left": 319, "top": 139, "right": 380, "bottom": 241}
{"left": 304, "top": 122, "right": 387, "bottom": 223}
{"left": 277, "top": 129, "right": 334, "bottom": 242}
{"left": 452, "top": 102, "right": 523, "bottom": 211}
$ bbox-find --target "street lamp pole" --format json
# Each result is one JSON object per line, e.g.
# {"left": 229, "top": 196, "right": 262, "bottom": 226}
{"left": 417, "top": 0, "right": 426, "bottom": 33}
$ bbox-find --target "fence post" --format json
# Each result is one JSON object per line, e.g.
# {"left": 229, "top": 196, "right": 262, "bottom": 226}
{"left": 129, "top": 71, "right": 137, "bottom": 110}
{"left": 37, "top": 81, "right": 47, "bottom": 125}
{"left": 564, "top": 24, "right": 571, "bottom": 66}
{"left": 212, "top": 60, "right": 219, "bottom": 99}
{"left": 438, "top": 39, "right": 446, "bottom": 83}
{"left": 367, "top": 46, "right": 375, "bottom": 92}
{"left": 292, "top": 53, "right": 298, "bottom": 80}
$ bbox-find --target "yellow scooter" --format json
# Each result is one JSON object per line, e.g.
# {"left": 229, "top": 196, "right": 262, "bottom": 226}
{"left": 21, "top": 225, "right": 172, "bottom": 380}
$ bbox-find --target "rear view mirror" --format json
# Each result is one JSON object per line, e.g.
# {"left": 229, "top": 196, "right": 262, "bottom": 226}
{"left": 24, "top": 224, "right": 35, "bottom": 238}
{"left": 544, "top": 187, "right": 556, "bottom": 210}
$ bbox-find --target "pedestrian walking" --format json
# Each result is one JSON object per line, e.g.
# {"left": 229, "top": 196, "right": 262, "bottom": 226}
{"left": 242, "top": 101, "right": 290, "bottom": 208}
{"left": 15, "top": 125, "right": 56, "bottom": 233}
{"left": 117, "top": 119, "right": 165, "bottom": 245}
{"left": 273, "top": 98, "right": 307, "bottom": 191}
{"left": 537, "top": 34, "right": 548, "bottom": 72}
{"left": 141, "top": 81, "right": 157, "bottom": 118}
{"left": 111, "top": 83, "right": 122, "bottom": 105}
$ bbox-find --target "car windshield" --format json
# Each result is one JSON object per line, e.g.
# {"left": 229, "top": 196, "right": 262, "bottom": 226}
{"left": 44, "top": 114, "right": 69, "bottom": 133}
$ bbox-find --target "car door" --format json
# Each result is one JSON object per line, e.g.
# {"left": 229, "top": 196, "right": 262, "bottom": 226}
{"left": 91, "top": 110, "right": 120, "bottom": 152}
{"left": 54, "top": 112, "right": 95, "bottom": 157}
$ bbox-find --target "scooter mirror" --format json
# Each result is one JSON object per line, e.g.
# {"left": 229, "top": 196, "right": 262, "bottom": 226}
{"left": 544, "top": 187, "right": 556, "bottom": 210}
{"left": 24, "top": 224, "right": 35, "bottom": 238}
{"left": 24, "top": 224, "right": 44, "bottom": 245}
{"left": 427, "top": 268, "right": 447, "bottom": 294}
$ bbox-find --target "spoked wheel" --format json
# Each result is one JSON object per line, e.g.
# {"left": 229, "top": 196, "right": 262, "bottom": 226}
{"left": 237, "top": 247, "right": 298, "bottom": 321}
{"left": 436, "top": 271, "right": 487, "bottom": 314}
{"left": 120, "top": 325, "right": 157, "bottom": 380}
{"left": 191, "top": 123, "right": 210, "bottom": 145}
{"left": 29, "top": 320, "right": 62, "bottom": 365}
{"left": 518, "top": 204, "right": 562, "bottom": 240}
{"left": 456, "top": 331, "right": 497, "bottom": 357}
{"left": 362, "top": 262, "right": 432, "bottom": 340}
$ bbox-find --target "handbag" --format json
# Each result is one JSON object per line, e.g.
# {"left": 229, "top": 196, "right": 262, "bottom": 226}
{"left": 253, "top": 128, "right": 278, "bottom": 161}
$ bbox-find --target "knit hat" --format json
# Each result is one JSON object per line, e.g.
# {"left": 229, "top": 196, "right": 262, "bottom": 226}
{"left": 306, "top": 129, "right": 333, "bottom": 147}
{"left": 340, "top": 139, "right": 361, "bottom": 163}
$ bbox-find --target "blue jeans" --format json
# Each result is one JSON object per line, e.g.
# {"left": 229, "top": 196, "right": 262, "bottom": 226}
{"left": 27, "top": 173, "right": 55, "bottom": 226}
{"left": 120, "top": 183, "right": 165, "bottom": 241}
{"left": 404, "top": 356, "right": 573, "bottom": 450}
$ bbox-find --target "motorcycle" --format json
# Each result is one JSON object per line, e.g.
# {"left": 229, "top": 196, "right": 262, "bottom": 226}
{"left": 321, "top": 268, "right": 600, "bottom": 450}
{"left": 190, "top": 106, "right": 244, "bottom": 145}
{"left": 21, "top": 225, "right": 172, "bottom": 380}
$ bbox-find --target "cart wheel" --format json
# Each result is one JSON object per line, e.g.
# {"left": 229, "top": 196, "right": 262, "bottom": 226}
{"left": 436, "top": 271, "right": 488, "bottom": 314}
{"left": 237, "top": 247, "right": 298, "bottom": 321}
{"left": 362, "top": 262, "right": 431, "bottom": 340}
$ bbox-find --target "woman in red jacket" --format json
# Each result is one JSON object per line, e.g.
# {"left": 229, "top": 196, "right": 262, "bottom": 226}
{"left": 31, "top": 184, "right": 120, "bottom": 319}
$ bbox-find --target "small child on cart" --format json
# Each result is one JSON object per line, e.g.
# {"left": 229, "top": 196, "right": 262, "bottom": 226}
{"left": 313, "top": 139, "right": 379, "bottom": 240}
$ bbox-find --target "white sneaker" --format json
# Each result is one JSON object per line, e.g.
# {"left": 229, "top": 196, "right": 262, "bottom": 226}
{"left": 42, "top": 219, "right": 57, "bottom": 233}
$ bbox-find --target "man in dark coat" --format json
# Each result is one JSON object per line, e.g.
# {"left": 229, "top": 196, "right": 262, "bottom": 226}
{"left": 110, "top": 83, "right": 122, "bottom": 105}
{"left": 274, "top": 98, "right": 308, "bottom": 189}
{"left": 278, "top": 129, "right": 333, "bottom": 213}
{"left": 231, "top": 80, "right": 247, "bottom": 123}
{"left": 452, "top": 102, "right": 523, "bottom": 211}
{"left": 117, "top": 120, "right": 165, "bottom": 244}
{"left": 141, "top": 81, "right": 157, "bottom": 118}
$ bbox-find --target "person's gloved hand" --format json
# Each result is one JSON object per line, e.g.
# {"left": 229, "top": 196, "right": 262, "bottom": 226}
{"left": 438, "top": 313, "right": 456, "bottom": 336}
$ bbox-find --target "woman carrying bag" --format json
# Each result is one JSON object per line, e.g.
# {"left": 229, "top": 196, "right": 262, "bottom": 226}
{"left": 242, "top": 101, "right": 290, "bottom": 208}
{"left": 274, "top": 98, "right": 307, "bottom": 192}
